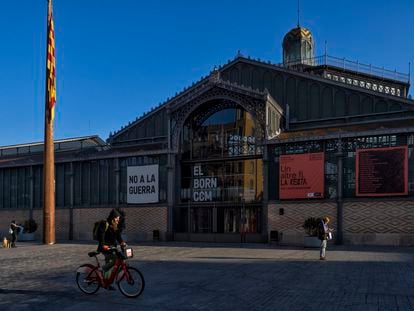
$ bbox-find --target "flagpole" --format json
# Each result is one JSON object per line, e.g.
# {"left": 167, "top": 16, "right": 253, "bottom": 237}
{"left": 43, "top": 0, "right": 56, "bottom": 245}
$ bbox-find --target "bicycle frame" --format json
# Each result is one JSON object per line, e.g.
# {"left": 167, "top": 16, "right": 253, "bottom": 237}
{"left": 77, "top": 247, "right": 144, "bottom": 298}
{"left": 91, "top": 252, "right": 131, "bottom": 289}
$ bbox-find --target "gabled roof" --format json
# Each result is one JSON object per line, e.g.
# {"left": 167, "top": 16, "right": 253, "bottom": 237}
{"left": 108, "top": 54, "right": 414, "bottom": 142}
{"left": 221, "top": 56, "right": 413, "bottom": 106}
{"left": 108, "top": 63, "right": 280, "bottom": 142}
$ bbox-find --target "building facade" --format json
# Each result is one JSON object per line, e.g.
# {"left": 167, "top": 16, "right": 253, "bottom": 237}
{"left": 1, "top": 26, "right": 413, "bottom": 245}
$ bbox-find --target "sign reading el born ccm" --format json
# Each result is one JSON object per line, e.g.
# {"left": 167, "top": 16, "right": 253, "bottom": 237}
{"left": 127, "top": 165, "right": 159, "bottom": 204}
{"left": 279, "top": 153, "right": 325, "bottom": 199}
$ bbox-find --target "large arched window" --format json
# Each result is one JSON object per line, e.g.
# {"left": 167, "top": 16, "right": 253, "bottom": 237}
{"left": 180, "top": 103, "right": 263, "bottom": 204}
{"left": 181, "top": 104, "right": 261, "bottom": 160}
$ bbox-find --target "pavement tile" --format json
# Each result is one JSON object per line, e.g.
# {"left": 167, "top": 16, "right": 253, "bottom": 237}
{"left": 1, "top": 242, "right": 414, "bottom": 310}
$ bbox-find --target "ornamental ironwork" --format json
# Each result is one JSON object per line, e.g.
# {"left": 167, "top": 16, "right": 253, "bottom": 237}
{"left": 169, "top": 80, "right": 267, "bottom": 152}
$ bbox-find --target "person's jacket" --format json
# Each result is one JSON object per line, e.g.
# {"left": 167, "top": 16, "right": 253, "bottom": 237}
{"left": 97, "top": 221, "right": 123, "bottom": 252}
{"left": 317, "top": 220, "right": 328, "bottom": 241}
{"left": 10, "top": 223, "right": 19, "bottom": 234}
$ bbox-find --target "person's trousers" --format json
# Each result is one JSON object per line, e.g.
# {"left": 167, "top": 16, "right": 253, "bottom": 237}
{"left": 103, "top": 253, "right": 116, "bottom": 278}
{"left": 11, "top": 233, "right": 17, "bottom": 247}
{"left": 320, "top": 239, "right": 327, "bottom": 258}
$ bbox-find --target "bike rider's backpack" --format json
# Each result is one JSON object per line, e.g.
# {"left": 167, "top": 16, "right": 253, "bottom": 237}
{"left": 92, "top": 220, "right": 109, "bottom": 241}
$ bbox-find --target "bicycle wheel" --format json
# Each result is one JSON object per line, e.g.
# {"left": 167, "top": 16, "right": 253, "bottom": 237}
{"left": 76, "top": 264, "right": 101, "bottom": 295}
{"left": 117, "top": 267, "right": 145, "bottom": 298}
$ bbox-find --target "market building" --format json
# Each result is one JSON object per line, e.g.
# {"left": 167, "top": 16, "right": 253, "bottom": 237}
{"left": 1, "top": 25, "right": 413, "bottom": 245}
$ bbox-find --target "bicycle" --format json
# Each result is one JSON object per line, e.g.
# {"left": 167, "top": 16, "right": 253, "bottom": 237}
{"left": 76, "top": 246, "right": 145, "bottom": 298}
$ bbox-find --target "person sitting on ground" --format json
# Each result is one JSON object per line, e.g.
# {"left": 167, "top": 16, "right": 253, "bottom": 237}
{"left": 97, "top": 209, "right": 126, "bottom": 284}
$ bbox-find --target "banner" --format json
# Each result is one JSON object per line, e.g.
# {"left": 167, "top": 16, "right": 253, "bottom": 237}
{"left": 356, "top": 146, "right": 408, "bottom": 196}
{"left": 127, "top": 165, "right": 159, "bottom": 203}
{"left": 46, "top": 1, "right": 56, "bottom": 121}
{"left": 43, "top": 0, "right": 56, "bottom": 245}
{"left": 279, "top": 153, "right": 325, "bottom": 199}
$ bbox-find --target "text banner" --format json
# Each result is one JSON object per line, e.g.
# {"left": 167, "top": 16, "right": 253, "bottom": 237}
{"left": 279, "top": 153, "right": 325, "bottom": 199}
{"left": 127, "top": 164, "right": 159, "bottom": 203}
{"left": 356, "top": 146, "right": 408, "bottom": 196}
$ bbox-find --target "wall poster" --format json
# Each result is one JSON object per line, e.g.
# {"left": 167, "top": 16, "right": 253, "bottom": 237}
{"left": 279, "top": 152, "right": 325, "bottom": 199}
{"left": 127, "top": 164, "right": 159, "bottom": 203}
{"left": 356, "top": 146, "right": 408, "bottom": 197}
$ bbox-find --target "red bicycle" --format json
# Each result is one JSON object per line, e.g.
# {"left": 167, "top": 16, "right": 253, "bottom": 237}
{"left": 76, "top": 246, "right": 145, "bottom": 298}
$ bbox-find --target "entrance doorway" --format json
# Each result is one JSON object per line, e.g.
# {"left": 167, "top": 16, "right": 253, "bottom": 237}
{"left": 185, "top": 205, "right": 261, "bottom": 234}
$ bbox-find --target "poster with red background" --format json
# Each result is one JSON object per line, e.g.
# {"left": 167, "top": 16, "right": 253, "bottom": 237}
{"left": 279, "top": 152, "right": 325, "bottom": 199}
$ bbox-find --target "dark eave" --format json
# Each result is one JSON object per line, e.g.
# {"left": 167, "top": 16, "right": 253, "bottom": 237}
{"left": 268, "top": 119, "right": 414, "bottom": 144}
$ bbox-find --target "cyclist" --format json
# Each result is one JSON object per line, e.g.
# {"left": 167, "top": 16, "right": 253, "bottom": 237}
{"left": 97, "top": 209, "right": 127, "bottom": 288}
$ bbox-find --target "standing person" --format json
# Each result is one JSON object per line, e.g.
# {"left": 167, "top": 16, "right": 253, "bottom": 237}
{"left": 240, "top": 214, "right": 247, "bottom": 243}
{"left": 10, "top": 220, "right": 19, "bottom": 248}
{"left": 318, "top": 216, "right": 332, "bottom": 260}
{"left": 97, "top": 209, "right": 127, "bottom": 287}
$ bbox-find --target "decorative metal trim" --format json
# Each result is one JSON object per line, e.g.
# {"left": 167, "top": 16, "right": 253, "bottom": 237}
{"left": 170, "top": 81, "right": 267, "bottom": 152}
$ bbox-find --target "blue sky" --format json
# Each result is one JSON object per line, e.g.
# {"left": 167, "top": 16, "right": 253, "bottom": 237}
{"left": 0, "top": 0, "right": 413, "bottom": 146}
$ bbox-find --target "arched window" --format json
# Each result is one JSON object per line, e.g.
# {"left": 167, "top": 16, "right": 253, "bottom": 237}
{"left": 181, "top": 104, "right": 260, "bottom": 160}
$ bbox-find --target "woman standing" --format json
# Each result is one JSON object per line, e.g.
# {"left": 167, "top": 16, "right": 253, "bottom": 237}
{"left": 318, "top": 216, "right": 333, "bottom": 260}
{"left": 10, "top": 220, "right": 19, "bottom": 248}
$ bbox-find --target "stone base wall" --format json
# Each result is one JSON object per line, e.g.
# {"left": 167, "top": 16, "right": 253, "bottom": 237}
{"left": 0, "top": 206, "right": 168, "bottom": 242}
{"left": 268, "top": 200, "right": 414, "bottom": 246}
{"left": 0, "top": 210, "right": 32, "bottom": 238}
{"left": 343, "top": 200, "right": 414, "bottom": 246}
{"left": 268, "top": 202, "right": 336, "bottom": 245}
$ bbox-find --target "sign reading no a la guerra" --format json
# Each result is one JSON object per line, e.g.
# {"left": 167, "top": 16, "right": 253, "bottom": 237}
{"left": 127, "top": 165, "right": 159, "bottom": 204}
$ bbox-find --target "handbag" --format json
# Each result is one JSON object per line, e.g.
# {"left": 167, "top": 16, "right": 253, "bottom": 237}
{"left": 327, "top": 232, "right": 333, "bottom": 240}
{"left": 8, "top": 228, "right": 13, "bottom": 235}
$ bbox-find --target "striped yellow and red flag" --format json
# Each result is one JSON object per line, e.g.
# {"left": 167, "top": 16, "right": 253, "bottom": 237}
{"left": 46, "top": 1, "right": 56, "bottom": 121}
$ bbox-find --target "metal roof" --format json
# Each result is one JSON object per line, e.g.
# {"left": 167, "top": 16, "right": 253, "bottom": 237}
{"left": 0, "top": 135, "right": 107, "bottom": 158}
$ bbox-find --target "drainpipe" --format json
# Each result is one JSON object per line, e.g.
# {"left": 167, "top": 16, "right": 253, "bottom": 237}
{"left": 69, "top": 162, "right": 74, "bottom": 240}
{"left": 262, "top": 144, "right": 269, "bottom": 242}
{"left": 335, "top": 138, "right": 344, "bottom": 245}
{"left": 167, "top": 108, "right": 175, "bottom": 240}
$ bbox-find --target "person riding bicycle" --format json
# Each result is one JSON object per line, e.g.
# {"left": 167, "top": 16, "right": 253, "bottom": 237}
{"left": 97, "top": 209, "right": 126, "bottom": 283}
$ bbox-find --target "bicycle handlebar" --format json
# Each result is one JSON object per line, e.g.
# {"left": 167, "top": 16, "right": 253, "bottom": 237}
{"left": 105, "top": 245, "right": 130, "bottom": 259}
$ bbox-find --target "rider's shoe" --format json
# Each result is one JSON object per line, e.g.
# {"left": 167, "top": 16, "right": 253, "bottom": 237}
{"left": 107, "top": 285, "right": 116, "bottom": 291}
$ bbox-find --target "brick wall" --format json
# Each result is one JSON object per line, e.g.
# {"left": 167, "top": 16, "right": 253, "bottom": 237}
{"left": 0, "top": 210, "right": 31, "bottom": 237}
{"left": 343, "top": 200, "right": 414, "bottom": 246}
{"left": 268, "top": 200, "right": 414, "bottom": 246}
{"left": 1, "top": 206, "right": 168, "bottom": 242}
{"left": 74, "top": 206, "right": 168, "bottom": 241}
{"left": 268, "top": 202, "right": 336, "bottom": 245}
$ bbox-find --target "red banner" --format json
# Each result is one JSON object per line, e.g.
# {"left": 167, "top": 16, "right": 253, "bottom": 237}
{"left": 279, "top": 153, "right": 325, "bottom": 199}
{"left": 356, "top": 146, "right": 408, "bottom": 197}
{"left": 46, "top": 0, "right": 56, "bottom": 121}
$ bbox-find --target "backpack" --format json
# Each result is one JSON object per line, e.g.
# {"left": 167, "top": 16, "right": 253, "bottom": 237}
{"left": 316, "top": 219, "right": 325, "bottom": 240}
{"left": 92, "top": 220, "right": 109, "bottom": 241}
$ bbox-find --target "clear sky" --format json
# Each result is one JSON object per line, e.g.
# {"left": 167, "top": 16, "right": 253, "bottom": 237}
{"left": 0, "top": 0, "right": 413, "bottom": 146}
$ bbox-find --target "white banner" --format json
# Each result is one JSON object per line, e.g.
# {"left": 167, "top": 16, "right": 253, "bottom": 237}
{"left": 127, "top": 165, "right": 159, "bottom": 204}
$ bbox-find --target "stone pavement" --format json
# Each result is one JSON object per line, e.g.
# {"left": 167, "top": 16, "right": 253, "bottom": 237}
{"left": 1, "top": 241, "right": 414, "bottom": 311}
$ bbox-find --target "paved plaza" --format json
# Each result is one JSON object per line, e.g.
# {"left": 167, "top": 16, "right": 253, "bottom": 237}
{"left": 1, "top": 241, "right": 414, "bottom": 310}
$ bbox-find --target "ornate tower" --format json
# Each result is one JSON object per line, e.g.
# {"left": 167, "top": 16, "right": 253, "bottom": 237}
{"left": 282, "top": 26, "right": 314, "bottom": 68}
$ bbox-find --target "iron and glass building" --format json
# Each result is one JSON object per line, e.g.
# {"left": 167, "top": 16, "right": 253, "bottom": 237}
{"left": 1, "top": 26, "right": 413, "bottom": 245}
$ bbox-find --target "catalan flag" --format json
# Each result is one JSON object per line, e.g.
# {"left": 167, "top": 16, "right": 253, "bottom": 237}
{"left": 43, "top": 0, "right": 56, "bottom": 245}
{"left": 46, "top": 0, "right": 56, "bottom": 121}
